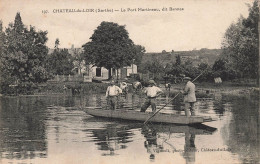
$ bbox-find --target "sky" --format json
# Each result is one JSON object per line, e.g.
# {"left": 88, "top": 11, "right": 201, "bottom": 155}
{"left": 0, "top": 0, "right": 254, "bottom": 52}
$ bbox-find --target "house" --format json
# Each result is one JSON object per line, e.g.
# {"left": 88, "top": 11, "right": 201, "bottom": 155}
{"left": 49, "top": 45, "right": 138, "bottom": 81}
{"left": 83, "top": 64, "right": 137, "bottom": 82}
{"left": 68, "top": 45, "right": 138, "bottom": 80}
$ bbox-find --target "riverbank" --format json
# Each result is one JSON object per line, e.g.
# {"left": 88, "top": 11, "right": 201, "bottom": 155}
{"left": 1, "top": 81, "right": 258, "bottom": 97}
{"left": 160, "top": 81, "right": 259, "bottom": 98}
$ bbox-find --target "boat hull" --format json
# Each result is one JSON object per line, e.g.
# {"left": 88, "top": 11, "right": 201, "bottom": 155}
{"left": 84, "top": 108, "right": 217, "bottom": 125}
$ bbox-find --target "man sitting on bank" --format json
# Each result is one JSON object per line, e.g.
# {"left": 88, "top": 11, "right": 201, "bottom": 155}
{"left": 140, "top": 80, "right": 163, "bottom": 113}
{"left": 106, "top": 80, "right": 122, "bottom": 110}
{"left": 183, "top": 77, "right": 196, "bottom": 116}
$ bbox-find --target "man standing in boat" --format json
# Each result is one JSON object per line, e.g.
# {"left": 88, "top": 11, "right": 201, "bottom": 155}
{"left": 120, "top": 81, "right": 128, "bottom": 97}
{"left": 106, "top": 80, "right": 122, "bottom": 110}
{"left": 133, "top": 81, "right": 142, "bottom": 93}
{"left": 183, "top": 77, "right": 196, "bottom": 116}
{"left": 140, "top": 80, "right": 163, "bottom": 113}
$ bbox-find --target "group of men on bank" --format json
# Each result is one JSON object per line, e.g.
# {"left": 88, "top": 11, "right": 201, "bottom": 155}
{"left": 105, "top": 77, "right": 196, "bottom": 116}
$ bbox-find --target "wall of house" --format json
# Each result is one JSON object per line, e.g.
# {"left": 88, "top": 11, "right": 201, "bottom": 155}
{"left": 91, "top": 66, "right": 109, "bottom": 79}
{"left": 80, "top": 64, "right": 137, "bottom": 80}
{"left": 126, "top": 64, "right": 137, "bottom": 76}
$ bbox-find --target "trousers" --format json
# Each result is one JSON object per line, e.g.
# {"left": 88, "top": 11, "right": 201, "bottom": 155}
{"left": 141, "top": 97, "right": 156, "bottom": 112}
{"left": 184, "top": 102, "right": 195, "bottom": 116}
{"left": 107, "top": 96, "right": 117, "bottom": 110}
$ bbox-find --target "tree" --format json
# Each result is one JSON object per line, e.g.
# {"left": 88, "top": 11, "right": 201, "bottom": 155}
{"left": 46, "top": 39, "right": 74, "bottom": 75}
{"left": 72, "top": 48, "right": 85, "bottom": 75}
{"left": 0, "top": 20, "right": 5, "bottom": 61}
{"left": 82, "top": 21, "right": 143, "bottom": 79}
{"left": 0, "top": 13, "right": 49, "bottom": 93}
{"left": 221, "top": 0, "right": 259, "bottom": 79}
{"left": 0, "top": 20, "right": 13, "bottom": 93}
{"left": 198, "top": 63, "right": 213, "bottom": 82}
{"left": 176, "top": 55, "right": 181, "bottom": 65}
{"left": 140, "top": 60, "right": 164, "bottom": 81}
{"left": 212, "top": 58, "right": 238, "bottom": 80}
{"left": 0, "top": 20, "right": 4, "bottom": 51}
{"left": 133, "top": 45, "right": 145, "bottom": 67}
{"left": 55, "top": 38, "right": 60, "bottom": 49}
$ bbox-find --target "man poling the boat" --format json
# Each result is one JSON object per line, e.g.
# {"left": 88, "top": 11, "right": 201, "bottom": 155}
{"left": 182, "top": 77, "right": 196, "bottom": 116}
{"left": 105, "top": 80, "right": 122, "bottom": 110}
{"left": 143, "top": 71, "right": 206, "bottom": 124}
{"left": 140, "top": 80, "right": 163, "bottom": 113}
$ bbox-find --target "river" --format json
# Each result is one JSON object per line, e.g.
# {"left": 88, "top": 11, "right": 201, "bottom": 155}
{"left": 0, "top": 92, "right": 259, "bottom": 164}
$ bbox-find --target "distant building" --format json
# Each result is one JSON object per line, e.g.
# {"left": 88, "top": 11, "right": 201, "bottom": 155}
{"left": 84, "top": 64, "right": 137, "bottom": 81}
{"left": 180, "top": 55, "right": 199, "bottom": 61}
{"left": 48, "top": 45, "right": 138, "bottom": 80}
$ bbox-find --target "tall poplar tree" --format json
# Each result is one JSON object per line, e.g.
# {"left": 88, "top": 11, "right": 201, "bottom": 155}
{"left": 46, "top": 38, "right": 74, "bottom": 75}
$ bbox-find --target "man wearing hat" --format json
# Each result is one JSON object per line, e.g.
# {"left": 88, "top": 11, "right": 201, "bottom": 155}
{"left": 106, "top": 80, "right": 122, "bottom": 110}
{"left": 183, "top": 77, "right": 196, "bottom": 116}
{"left": 140, "top": 80, "right": 163, "bottom": 113}
{"left": 133, "top": 81, "right": 142, "bottom": 92}
{"left": 120, "top": 81, "right": 128, "bottom": 96}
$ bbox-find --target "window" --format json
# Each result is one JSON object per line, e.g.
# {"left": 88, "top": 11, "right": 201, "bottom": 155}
{"left": 96, "top": 67, "right": 101, "bottom": 77}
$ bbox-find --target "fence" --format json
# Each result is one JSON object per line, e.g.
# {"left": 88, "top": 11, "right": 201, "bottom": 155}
{"left": 48, "top": 73, "right": 154, "bottom": 83}
{"left": 48, "top": 75, "right": 89, "bottom": 83}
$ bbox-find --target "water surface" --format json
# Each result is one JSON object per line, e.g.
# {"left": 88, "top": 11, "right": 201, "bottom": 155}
{"left": 0, "top": 92, "right": 258, "bottom": 164}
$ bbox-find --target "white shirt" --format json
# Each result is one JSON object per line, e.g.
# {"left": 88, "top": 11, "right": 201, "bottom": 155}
{"left": 144, "top": 86, "right": 162, "bottom": 98}
{"left": 106, "top": 85, "right": 122, "bottom": 97}
{"left": 184, "top": 81, "right": 196, "bottom": 102}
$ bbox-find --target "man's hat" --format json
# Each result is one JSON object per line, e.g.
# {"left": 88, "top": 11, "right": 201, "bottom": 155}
{"left": 148, "top": 80, "right": 156, "bottom": 85}
{"left": 150, "top": 154, "right": 155, "bottom": 161}
{"left": 183, "top": 77, "right": 191, "bottom": 80}
{"left": 110, "top": 80, "right": 115, "bottom": 84}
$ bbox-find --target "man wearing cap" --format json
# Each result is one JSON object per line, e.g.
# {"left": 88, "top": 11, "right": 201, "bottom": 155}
{"left": 183, "top": 77, "right": 196, "bottom": 116}
{"left": 120, "top": 81, "right": 128, "bottom": 96}
{"left": 106, "top": 80, "right": 122, "bottom": 110}
{"left": 133, "top": 81, "right": 142, "bottom": 92}
{"left": 141, "top": 80, "right": 163, "bottom": 113}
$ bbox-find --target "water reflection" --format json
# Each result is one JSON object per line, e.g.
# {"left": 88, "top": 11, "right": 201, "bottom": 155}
{"left": 141, "top": 123, "right": 216, "bottom": 163}
{"left": 84, "top": 115, "right": 217, "bottom": 164}
{"left": 0, "top": 96, "right": 47, "bottom": 159}
{"left": 183, "top": 133, "right": 196, "bottom": 164}
{"left": 142, "top": 126, "right": 158, "bottom": 162}
{"left": 0, "top": 92, "right": 258, "bottom": 163}
{"left": 221, "top": 95, "right": 259, "bottom": 164}
{"left": 86, "top": 121, "right": 134, "bottom": 156}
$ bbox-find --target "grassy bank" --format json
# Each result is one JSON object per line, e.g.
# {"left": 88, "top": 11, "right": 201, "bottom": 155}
{"left": 43, "top": 82, "right": 110, "bottom": 94}
{"left": 1, "top": 80, "right": 258, "bottom": 97}
{"left": 160, "top": 81, "right": 259, "bottom": 99}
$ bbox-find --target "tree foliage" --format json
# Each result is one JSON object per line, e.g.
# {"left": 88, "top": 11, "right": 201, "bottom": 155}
{"left": 133, "top": 45, "right": 145, "bottom": 67}
{"left": 176, "top": 55, "right": 181, "bottom": 65}
{"left": 82, "top": 21, "right": 144, "bottom": 78}
{"left": 46, "top": 39, "right": 74, "bottom": 75}
{"left": 221, "top": 0, "right": 259, "bottom": 78}
{"left": 140, "top": 60, "right": 164, "bottom": 81}
{"left": 71, "top": 48, "right": 85, "bottom": 75}
{"left": 0, "top": 13, "right": 49, "bottom": 93}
